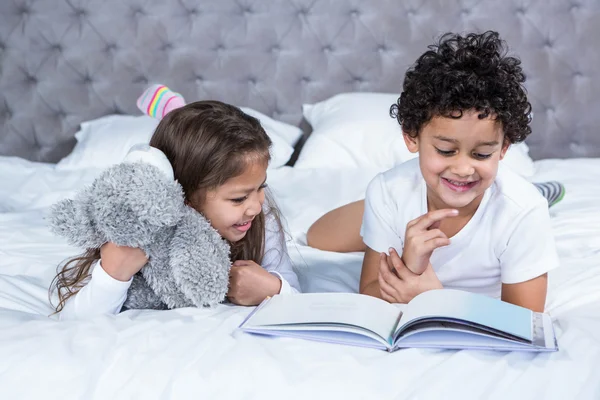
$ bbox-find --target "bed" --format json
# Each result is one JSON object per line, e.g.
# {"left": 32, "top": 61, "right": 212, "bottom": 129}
{"left": 1, "top": 1, "right": 600, "bottom": 399}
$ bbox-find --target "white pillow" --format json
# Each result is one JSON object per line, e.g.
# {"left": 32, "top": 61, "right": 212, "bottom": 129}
{"left": 296, "top": 92, "right": 535, "bottom": 177}
{"left": 57, "top": 109, "right": 299, "bottom": 170}
{"left": 56, "top": 115, "right": 159, "bottom": 170}
{"left": 296, "top": 93, "right": 408, "bottom": 171}
{"left": 240, "top": 107, "right": 303, "bottom": 146}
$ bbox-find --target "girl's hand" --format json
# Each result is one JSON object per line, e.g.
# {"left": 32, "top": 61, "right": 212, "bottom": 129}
{"left": 227, "top": 260, "right": 282, "bottom": 306}
{"left": 378, "top": 248, "right": 443, "bottom": 303}
{"left": 100, "top": 242, "right": 148, "bottom": 282}
{"left": 402, "top": 209, "right": 458, "bottom": 274}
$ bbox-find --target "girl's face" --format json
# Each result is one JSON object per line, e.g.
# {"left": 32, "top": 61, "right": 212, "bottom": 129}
{"left": 199, "top": 160, "right": 268, "bottom": 243}
{"left": 404, "top": 110, "right": 509, "bottom": 214}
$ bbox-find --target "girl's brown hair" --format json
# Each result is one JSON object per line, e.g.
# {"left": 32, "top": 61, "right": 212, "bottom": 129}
{"left": 51, "top": 101, "right": 277, "bottom": 312}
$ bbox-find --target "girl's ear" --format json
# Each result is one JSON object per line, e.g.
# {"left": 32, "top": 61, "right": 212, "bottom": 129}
{"left": 499, "top": 138, "right": 511, "bottom": 160}
{"left": 403, "top": 131, "right": 419, "bottom": 153}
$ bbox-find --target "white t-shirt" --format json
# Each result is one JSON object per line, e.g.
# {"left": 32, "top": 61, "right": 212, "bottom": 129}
{"left": 59, "top": 213, "right": 300, "bottom": 320}
{"left": 360, "top": 158, "right": 559, "bottom": 299}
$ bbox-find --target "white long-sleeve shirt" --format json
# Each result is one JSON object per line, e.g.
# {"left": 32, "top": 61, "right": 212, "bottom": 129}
{"left": 60, "top": 215, "right": 300, "bottom": 320}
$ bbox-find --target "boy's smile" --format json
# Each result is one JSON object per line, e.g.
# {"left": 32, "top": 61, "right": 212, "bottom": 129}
{"left": 441, "top": 177, "right": 480, "bottom": 192}
{"left": 403, "top": 110, "right": 509, "bottom": 216}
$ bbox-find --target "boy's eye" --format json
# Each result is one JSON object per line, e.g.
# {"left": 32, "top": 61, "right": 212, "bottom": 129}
{"left": 259, "top": 183, "right": 268, "bottom": 190}
{"left": 473, "top": 153, "right": 492, "bottom": 160}
{"left": 435, "top": 148, "right": 455, "bottom": 156}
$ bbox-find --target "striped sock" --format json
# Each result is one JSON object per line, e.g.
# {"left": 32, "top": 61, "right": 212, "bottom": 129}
{"left": 136, "top": 84, "right": 186, "bottom": 119}
{"left": 533, "top": 181, "right": 566, "bottom": 208}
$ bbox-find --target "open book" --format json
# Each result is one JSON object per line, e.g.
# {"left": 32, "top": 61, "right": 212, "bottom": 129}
{"left": 239, "top": 289, "right": 558, "bottom": 352}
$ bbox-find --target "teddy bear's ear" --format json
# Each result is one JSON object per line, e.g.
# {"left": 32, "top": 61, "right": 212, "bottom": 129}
{"left": 170, "top": 207, "right": 231, "bottom": 307}
{"left": 138, "top": 232, "right": 195, "bottom": 309}
{"left": 48, "top": 196, "right": 104, "bottom": 249}
{"left": 90, "top": 162, "right": 185, "bottom": 248}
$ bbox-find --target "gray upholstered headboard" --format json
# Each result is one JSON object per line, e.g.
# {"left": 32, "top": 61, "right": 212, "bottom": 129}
{"left": 1, "top": 0, "right": 599, "bottom": 162}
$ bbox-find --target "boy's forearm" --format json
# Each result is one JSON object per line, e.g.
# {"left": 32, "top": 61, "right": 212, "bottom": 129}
{"left": 360, "top": 280, "right": 383, "bottom": 299}
{"left": 360, "top": 247, "right": 385, "bottom": 299}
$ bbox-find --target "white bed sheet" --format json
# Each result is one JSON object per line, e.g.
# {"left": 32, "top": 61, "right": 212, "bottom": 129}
{"left": 0, "top": 156, "right": 599, "bottom": 399}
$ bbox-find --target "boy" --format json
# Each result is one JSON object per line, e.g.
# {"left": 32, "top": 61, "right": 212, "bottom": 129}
{"left": 359, "top": 31, "right": 559, "bottom": 312}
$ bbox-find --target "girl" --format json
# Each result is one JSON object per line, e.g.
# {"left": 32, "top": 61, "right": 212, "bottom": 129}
{"left": 53, "top": 101, "right": 300, "bottom": 319}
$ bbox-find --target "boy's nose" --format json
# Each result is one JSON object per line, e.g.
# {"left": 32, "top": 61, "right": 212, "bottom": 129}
{"left": 450, "top": 160, "right": 475, "bottom": 177}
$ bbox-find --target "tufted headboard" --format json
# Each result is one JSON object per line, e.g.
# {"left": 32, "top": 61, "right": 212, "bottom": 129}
{"left": 1, "top": 0, "right": 599, "bottom": 163}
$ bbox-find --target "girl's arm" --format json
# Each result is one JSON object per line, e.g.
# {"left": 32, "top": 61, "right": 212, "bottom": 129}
{"left": 306, "top": 200, "right": 367, "bottom": 253}
{"left": 227, "top": 224, "right": 300, "bottom": 305}
{"left": 59, "top": 261, "right": 132, "bottom": 320}
{"left": 501, "top": 274, "right": 548, "bottom": 312}
{"left": 262, "top": 214, "right": 301, "bottom": 293}
{"left": 59, "top": 243, "right": 147, "bottom": 320}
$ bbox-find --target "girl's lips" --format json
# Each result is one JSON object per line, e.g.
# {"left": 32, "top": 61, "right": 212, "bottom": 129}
{"left": 233, "top": 220, "right": 252, "bottom": 232}
{"left": 441, "top": 177, "right": 479, "bottom": 193}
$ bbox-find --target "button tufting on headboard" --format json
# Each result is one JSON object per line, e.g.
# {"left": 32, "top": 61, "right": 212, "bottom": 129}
{"left": 0, "top": 0, "right": 599, "bottom": 162}
{"left": 133, "top": 75, "right": 148, "bottom": 85}
{"left": 18, "top": 5, "right": 31, "bottom": 17}
{"left": 131, "top": 7, "right": 145, "bottom": 17}
{"left": 73, "top": 8, "right": 87, "bottom": 18}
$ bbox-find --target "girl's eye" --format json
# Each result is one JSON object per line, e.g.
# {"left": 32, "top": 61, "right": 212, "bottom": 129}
{"left": 231, "top": 183, "right": 267, "bottom": 203}
{"left": 435, "top": 148, "right": 455, "bottom": 156}
{"left": 231, "top": 196, "right": 247, "bottom": 204}
{"left": 473, "top": 153, "right": 492, "bottom": 160}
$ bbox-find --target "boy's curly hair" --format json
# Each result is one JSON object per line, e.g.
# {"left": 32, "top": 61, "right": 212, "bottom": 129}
{"left": 391, "top": 31, "right": 532, "bottom": 144}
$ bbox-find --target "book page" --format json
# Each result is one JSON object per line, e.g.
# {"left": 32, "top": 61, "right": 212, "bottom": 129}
{"left": 242, "top": 326, "right": 389, "bottom": 351}
{"left": 242, "top": 293, "right": 401, "bottom": 343}
{"left": 395, "top": 289, "right": 533, "bottom": 341}
{"left": 393, "top": 329, "right": 537, "bottom": 351}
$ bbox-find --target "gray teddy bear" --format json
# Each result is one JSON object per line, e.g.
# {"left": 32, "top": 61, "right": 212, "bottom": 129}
{"left": 49, "top": 144, "right": 231, "bottom": 310}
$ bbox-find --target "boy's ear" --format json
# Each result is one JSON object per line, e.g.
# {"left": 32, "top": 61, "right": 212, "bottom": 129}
{"left": 402, "top": 131, "right": 419, "bottom": 153}
{"left": 499, "top": 138, "right": 511, "bottom": 160}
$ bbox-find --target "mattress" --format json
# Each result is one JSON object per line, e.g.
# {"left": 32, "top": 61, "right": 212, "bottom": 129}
{"left": 0, "top": 156, "right": 599, "bottom": 399}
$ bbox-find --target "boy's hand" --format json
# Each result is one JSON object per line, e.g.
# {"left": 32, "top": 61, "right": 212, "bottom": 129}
{"left": 378, "top": 248, "right": 443, "bottom": 303}
{"left": 100, "top": 242, "right": 148, "bottom": 282}
{"left": 227, "top": 260, "right": 282, "bottom": 306}
{"left": 402, "top": 209, "right": 458, "bottom": 274}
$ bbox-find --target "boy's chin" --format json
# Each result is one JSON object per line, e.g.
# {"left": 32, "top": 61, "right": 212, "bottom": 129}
{"left": 439, "top": 190, "right": 485, "bottom": 210}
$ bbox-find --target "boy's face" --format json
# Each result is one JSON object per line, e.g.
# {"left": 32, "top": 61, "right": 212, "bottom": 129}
{"left": 403, "top": 110, "right": 510, "bottom": 213}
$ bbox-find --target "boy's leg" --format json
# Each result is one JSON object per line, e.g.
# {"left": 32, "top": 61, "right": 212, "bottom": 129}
{"left": 533, "top": 182, "right": 566, "bottom": 207}
{"left": 136, "top": 84, "right": 186, "bottom": 119}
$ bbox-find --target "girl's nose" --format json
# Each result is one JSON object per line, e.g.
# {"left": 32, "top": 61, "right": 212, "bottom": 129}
{"left": 246, "top": 195, "right": 263, "bottom": 217}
